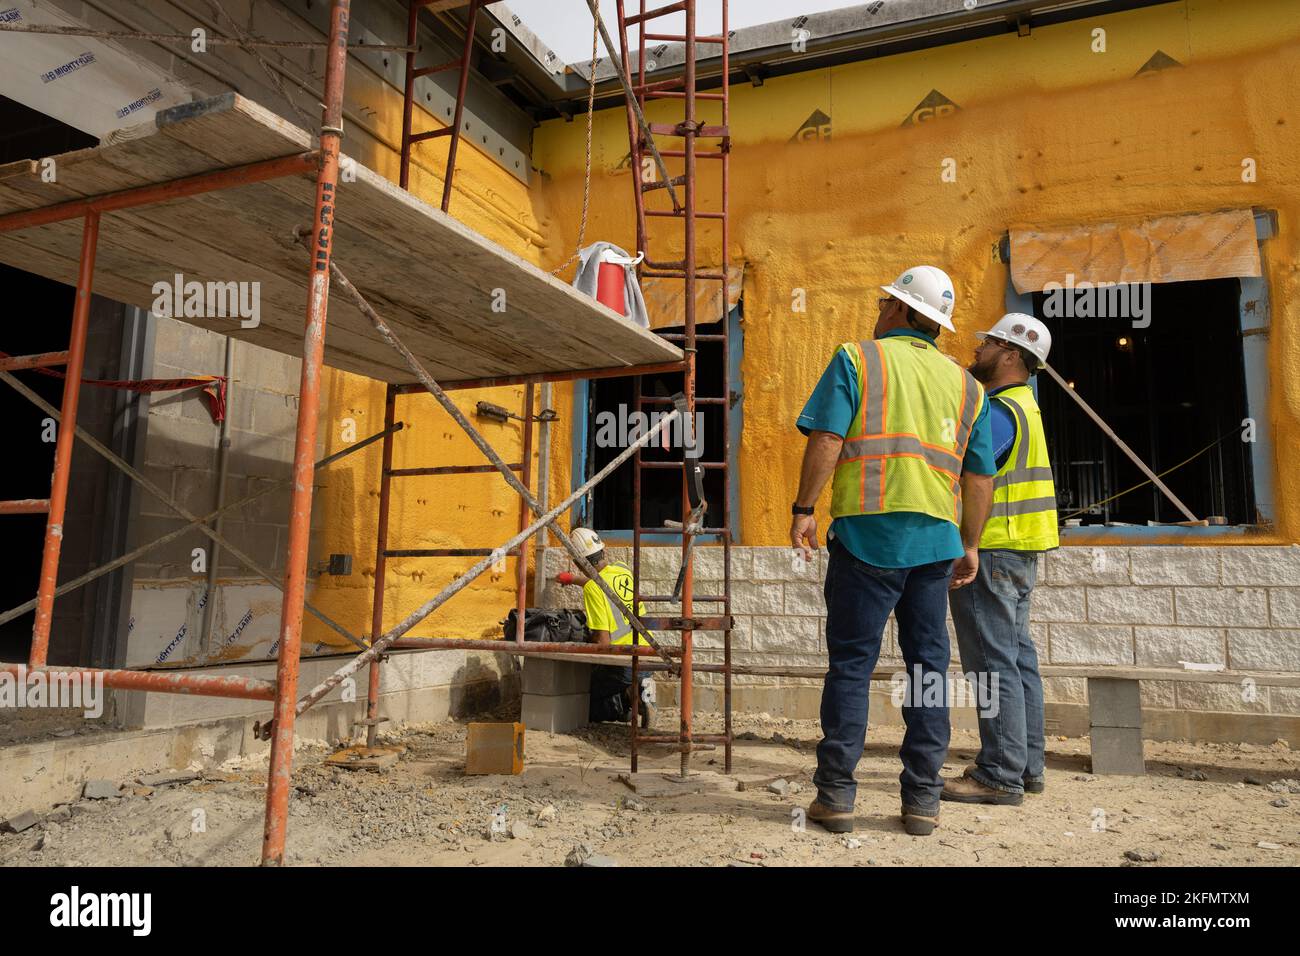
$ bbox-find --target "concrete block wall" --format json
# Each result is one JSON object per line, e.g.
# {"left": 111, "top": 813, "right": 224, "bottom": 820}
{"left": 126, "top": 317, "right": 328, "bottom": 667}
{"left": 541, "top": 544, "right": 1300, "bottom": 740}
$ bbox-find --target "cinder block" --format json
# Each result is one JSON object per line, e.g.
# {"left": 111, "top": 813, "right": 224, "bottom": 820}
{"left": 172, "top": 466, "right": 218, "bottom": 511}
{"left": 724, "top": 546, "right": 755, "bottom": 581}
{"left": 732, "top": 580, "right": 784, "bottom": 615}
{"left": 1174, "top": 587, "right": 1268, "bottom": 627}
{"left": 521, "top": 658, "right": 592, "bottom": 696}
{"left": 1086, "top": 586, "right": 1173, "bottom": 625}
{"left": 1140, "top": 679, "right": 1177, "bottom": 709}
{"left": 241, "top": 477, "right": 292, "bottom": 525}
{"left": 227, "top": 431, "right": 294, "bottom": 480}
{"left": 1128, "top": 547, "right": 1220, "bottom": 585}
{"left": 784, "top": 582, "right": 824, "bottom": 617}
{"left": 1028, "top": 586, "right": 1086, "bottom": 623}
{"left": 136, "top": 465, "right": 179, "bottom": 517}
{"left": 754, "top": 546, "right": 818, "bottom": 582}
{"left": 1227, "top": 628, "right": 1300, "bottom": 672}
{"left": 132, "top": 516, "right": 203, "bottom": 575}
{"left": 692, "top": 545, "right": 741, "bottom": 581}
{"left": 1221, "top": 546, "right": 1300, "bottom": 586}
{"left": 234, "top": 340, "right": 301, "bottom": 394}
{"left": 751, "top": 616, "right": 818, "bottom": 653}
{"left": 153, "top": 318, "right": 224, "bottom": 373}
{"left": 1270, "top": 590, "right": 1300, "bottom": 628}
{"left": 1134, "top": 626, "right": 1226, "bottom": 668}
{"left": 637, "top": 546, "right": 678, "bottom": 579}
{"left": 212, "top": 519, "right": 281, "bottom": 568}
{"left": 1090, "top": 726, "right": 1145, "bottom": 775}
{"left": 465, "top": 722, "right": 524, "bottom": 775}
{"left": 1088, "top": 677, "right": 1142, "bottom": 728}
{"left": 1029, "top": 622, "right": 1049, "bottom": 660}
{"left": 1044, "top": 548, "right": 1130, "bottom": 586}
{"left": 249, "top": 388, "right": 300, "bottom": 438}
{"left": 1176, "top": 680, "right": 1269, "bottom": 714}
{"left": 1042, "top": 676, "right": 1088, "bottom": 704}
{"left": 144, "top": 414, "right": 218, "bottom": 469}
{"left": 1049, "top": 624, "right": 1134, "bottom": 665}
{"left": 1267, "top": 687, "right": 1300, "bottom": 715}
{"left": 521, "top": 692, "right": 590, "bottom": 733}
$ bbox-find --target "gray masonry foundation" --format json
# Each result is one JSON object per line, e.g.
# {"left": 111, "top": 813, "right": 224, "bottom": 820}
{"left": 541, "top": 543, "right": 1300, "bottom": 746}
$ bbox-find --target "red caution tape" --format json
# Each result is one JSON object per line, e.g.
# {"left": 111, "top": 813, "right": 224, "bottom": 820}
{"left": 0, "top": 352, "right": 227, "bottom": 424}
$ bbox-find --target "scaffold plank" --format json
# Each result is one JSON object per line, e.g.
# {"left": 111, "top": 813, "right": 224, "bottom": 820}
{"left": 0, "top": 93, "right": 681, "bottom": 384}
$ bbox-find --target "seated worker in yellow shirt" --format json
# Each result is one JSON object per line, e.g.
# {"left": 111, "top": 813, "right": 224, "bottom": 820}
{"left": 552, "top": 528, "right": 656, "bottom": 729}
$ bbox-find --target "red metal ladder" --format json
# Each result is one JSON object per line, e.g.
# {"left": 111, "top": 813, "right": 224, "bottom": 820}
{"left": 615, "top": 0, "right": 733, "bottom": 775}
{"left": 364, "top": 381, "right": 537, "bottom": 745}
{"left": 400, "top": 0, "right": 488, "bottom": 211}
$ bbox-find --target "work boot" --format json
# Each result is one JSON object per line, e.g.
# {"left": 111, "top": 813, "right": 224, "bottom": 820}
{"left": 807, "top": 799, "right": 855, "bottom": 834}
{"left": 940, "top": 767, "right": 1024, "bottom": 806}
{"left": 900, "top": 805, "right": 940, "bottom": 836}
{"left": 1023, "top": 774, "right": 1046, "bottom": 795}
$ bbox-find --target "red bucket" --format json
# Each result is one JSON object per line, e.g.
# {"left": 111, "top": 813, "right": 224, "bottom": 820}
{"left": 594, "top": 249, "right": 643, "bottom": 316}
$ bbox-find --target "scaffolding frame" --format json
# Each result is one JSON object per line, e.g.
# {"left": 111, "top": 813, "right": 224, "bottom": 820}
{"left": 0, "top": 0, "right": 733, "bottom": 865}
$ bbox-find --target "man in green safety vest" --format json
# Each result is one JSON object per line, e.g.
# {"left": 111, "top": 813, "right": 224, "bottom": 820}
{"left": 791, "top": 265, "right": 996, "bottom": 837}
{"left": 944, "top": 313, "right": 1059, "bottom": 806}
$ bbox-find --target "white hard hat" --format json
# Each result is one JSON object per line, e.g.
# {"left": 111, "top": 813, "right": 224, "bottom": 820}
{"left": 976, "top": 312, "right": 1052, "bottom": 365}
{"left": 881, "top": 265, "right": 957, "bottom": 333}
{"left": 570, "top": 527, "right": 604, "bottom": 558}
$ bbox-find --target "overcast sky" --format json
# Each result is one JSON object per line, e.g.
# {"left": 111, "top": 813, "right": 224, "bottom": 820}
{"left": 500, "top": 1, "right": 866, "bottom": 64}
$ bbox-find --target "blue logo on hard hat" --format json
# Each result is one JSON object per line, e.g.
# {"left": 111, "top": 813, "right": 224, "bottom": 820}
{"left": 901, "top": 273, "right": 914, "bottom": 284}
{"left": 942, "top": 290, "right": 953, "bottom": 299}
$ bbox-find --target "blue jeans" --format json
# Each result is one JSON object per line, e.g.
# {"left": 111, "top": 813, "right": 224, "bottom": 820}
{"left": 814, "top": 538, "right": 954, "bottom": 816}
{"left": 948, "top": 549, "right": 1045, "bottom": 794}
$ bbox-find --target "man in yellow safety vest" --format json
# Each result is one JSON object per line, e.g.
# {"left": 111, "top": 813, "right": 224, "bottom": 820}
{"left": 944, "top": 313, "right": 1059, "bottom": 806}
{"left": 554, "top": 527, "right": 656, "bottom": 729}
{"left": 790, "top": 266, "right": 996, "bottom": 837}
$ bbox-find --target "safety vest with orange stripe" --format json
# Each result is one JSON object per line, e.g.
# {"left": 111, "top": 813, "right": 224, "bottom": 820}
{"left": 830, "top": 335, "right": 986, "bottom": 527}
{"left": 979, "top": 384, "right": 1059, "bottom": 551}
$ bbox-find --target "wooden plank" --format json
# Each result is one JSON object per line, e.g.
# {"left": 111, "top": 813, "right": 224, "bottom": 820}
{"left": 0, "top": 94, "right": 682, "bottom": 384}
{"left": 149, "top": 96, "right": 676, "bottom": 369}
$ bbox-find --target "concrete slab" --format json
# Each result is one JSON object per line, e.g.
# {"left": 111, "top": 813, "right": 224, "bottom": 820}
{"left": 615, "top": 771, "right": 733, "bottom": 797}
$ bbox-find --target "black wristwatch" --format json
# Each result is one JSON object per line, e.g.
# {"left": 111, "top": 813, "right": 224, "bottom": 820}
{"left": 791, "top": 504, "right": 815, "bottom": 516}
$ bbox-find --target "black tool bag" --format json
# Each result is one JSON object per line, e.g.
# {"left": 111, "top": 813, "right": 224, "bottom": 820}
{"left": 501, "top": 608, "right": 588, "bottom": 643}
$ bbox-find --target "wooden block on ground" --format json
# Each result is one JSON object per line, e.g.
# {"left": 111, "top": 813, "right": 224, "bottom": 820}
{"left": 1090, "top": 726, "right": 1146, "bottom": 775}
{"left": 521, "top": 692, "right": 589, "bottom": 733}
{"left": 465, "top": 722, "right": 525, "bottom": 775}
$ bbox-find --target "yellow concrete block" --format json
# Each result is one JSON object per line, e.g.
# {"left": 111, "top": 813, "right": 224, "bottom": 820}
{"left": 465, "top": 722, "right": 525, "bottom": 775}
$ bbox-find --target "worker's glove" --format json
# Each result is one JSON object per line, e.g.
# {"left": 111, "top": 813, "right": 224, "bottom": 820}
{"left": 555, "top": 571, "right": 577, "bottom": 586}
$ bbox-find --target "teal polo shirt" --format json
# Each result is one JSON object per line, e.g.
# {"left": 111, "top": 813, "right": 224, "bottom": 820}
{"left": 795, "top": 329, "right": 995, "bottom": 569}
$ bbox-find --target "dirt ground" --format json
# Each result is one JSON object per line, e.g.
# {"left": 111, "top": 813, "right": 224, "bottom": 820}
{"left": 2, "top": 706, "right": 1297, "bottom": 867}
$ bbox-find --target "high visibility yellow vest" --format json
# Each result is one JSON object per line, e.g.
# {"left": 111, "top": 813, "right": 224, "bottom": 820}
{"left": 830, "top": 336, "right": 986, "bottom": 527}
{"left": 583, "top": 562, "right": 647, "bottom": 646}
{"left": 979, "top": 384, "right": 1060, "bottom": 552}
